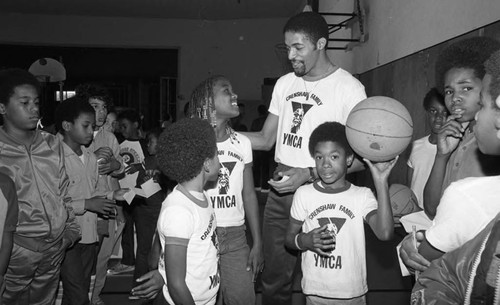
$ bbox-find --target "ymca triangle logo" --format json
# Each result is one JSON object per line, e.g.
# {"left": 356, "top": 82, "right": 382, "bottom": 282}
{"left": 290, "top": 102, "right": 313, "bottom": 134}
{"left": 317, "top": 217, "right": 346, "bottom": 236}
{"left": 218, "top": 161, "right": 236, "bottom": 195}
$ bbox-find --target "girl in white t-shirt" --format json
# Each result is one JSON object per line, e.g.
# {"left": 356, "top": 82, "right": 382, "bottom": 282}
{"left": 189, "top": 76, "right": 264, "bottom": 305}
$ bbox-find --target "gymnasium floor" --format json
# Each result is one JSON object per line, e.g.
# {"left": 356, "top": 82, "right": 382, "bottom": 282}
{"left": 99, "top": 190, "right": 412, "bottom": 305}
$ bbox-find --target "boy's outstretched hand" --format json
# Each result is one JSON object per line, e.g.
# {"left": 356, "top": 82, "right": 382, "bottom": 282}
{"left": 363, "top": 156, "right": 399, "bottom": 182}
{"left": 85, "top": 196, "right": 116, "bottom": 217}
{"left": 113, "top": 188, "right": 130, "bottom": 201}
{"left": 301, "top": 225, "right": 336, "bottom": 257}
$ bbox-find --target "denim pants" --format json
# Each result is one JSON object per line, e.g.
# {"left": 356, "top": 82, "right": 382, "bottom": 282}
{"left": 2, "top": 241, "right": 63, "bottom": 305}
{"left": 261, "top": 188, "right": 300, "bottom": 305}
{"left": 216, "top": 225, "right": 255, "bottom": 305}
{"left": 61, "top": 243, "right": 98, "bottom": 305}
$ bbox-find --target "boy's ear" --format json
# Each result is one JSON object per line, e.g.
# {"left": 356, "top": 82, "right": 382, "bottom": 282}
{"left": 346, "top": 154, "right": 354, "bottom": 167}
{"left": 62, "top": 120, "right": 72, "bottom": 132}
{"left": 0, "top": 103, "right": 6, "bottom": 115}
{"left": 134, "top": 121, "right": 139, "bottom": 130}
{"left": 203, "top": 158, "right": 211, "bottom": 173}
{"left": 317, "top": 37, "right": 327, "bottom": 50}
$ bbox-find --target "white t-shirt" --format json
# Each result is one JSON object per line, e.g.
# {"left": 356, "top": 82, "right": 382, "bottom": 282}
{"left": 290, "top": 182, "right": 378, "bottom": 298}
{"left": 407, "top": 135, "right": 437, "bottom": 208}
{"left": 426, "top": 176, "right": 500, "bottom": 253}
{"left": 269, "top": 69, "right": 366, "bottom": 168}
{"left": 206, "top": 133, "right": 252, "bottom": 227}
{"left": 157, "top": 187, "right": 219, "bottom": 305}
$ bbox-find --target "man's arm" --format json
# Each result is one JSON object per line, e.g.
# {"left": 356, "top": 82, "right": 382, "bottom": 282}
{"left": 240, "top": 113, "right": 278, "bottom": 151}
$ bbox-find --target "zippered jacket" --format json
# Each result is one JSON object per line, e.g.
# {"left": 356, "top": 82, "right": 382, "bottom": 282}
{"left": 0, "top": 128, "right": 81, "bottom": 252}
{"left": 411, "top": 213, "right": 500, "bottom": 304}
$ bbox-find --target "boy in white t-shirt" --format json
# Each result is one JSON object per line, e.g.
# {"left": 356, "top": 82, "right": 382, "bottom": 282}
{"left": 407, "top": 88, "right": 448, "bottom": 208}
{"left": 285, "top": 122, "right": 397, "bottom": 304}
{"left": 155, "top": 118, "right": 221, "bottom": 305}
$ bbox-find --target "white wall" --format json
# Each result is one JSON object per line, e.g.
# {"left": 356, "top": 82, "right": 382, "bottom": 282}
{"left": 325, "top": 0, "right": 500, "bottom": 74}
{"left": 0, "top": 13, "right": 286, "bottom": 116}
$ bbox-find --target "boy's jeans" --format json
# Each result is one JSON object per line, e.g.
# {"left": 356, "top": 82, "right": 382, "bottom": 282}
{"left": 216, "top": 225, "right": 255, "bottom": 305}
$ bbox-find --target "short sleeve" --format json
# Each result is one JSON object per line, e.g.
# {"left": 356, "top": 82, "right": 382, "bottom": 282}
{"left": 362, "top": 188, "right": 378, "bottom": 220}
{"left": 158, "top": 205, "right": 194, "bottom": 245}
{"left": 240, "top": 134, "right": 253, "bottom": 164}
{"left": 290, "top": 187, "right": 308, "bottom": 222}
{"left": 425, "top": 185, "right": 475, "bottom": 252}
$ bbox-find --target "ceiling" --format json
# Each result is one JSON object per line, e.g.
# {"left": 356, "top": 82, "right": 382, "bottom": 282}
{"left": 0, "top": 0, "right": 307, "bottom": 20}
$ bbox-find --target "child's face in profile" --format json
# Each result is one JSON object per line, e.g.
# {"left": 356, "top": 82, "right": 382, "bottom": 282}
{"left": 89, "top": 98, "right": 108, "bottom": 128}
{"left": 443, "top": 67, "right": 482, "bottom": 123}
{"left": 474, "top": 74, "right": 500, "bottom": 156}
{"left": 426, "top": 98, "right": 448, "bottom": 135}
{"left": 0, "top": 84, "right": 40, "bottom": 132}
{"left": 206, "top": 150, "right": 221, "bottom": 182}
{"left": 213, "top": 78, "right": 239, "bottom": 120}
{"left": 66, "top": 112, "right": 95, "bottom": 146}
{"left": 147, "top": 135, "right": 158, "bottom": 155}
{"left": 313, "top": 141, "right": 352, "bottom": 190}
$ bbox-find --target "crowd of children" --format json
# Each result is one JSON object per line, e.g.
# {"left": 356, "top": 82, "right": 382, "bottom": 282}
{"left": 0, "top": 10, "right": 500, "bottom": 305}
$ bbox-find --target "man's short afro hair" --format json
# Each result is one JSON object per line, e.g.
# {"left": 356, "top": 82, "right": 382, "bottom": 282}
{"left": 435, "top": 36, "right": 500, "bottom": 91}
{"left": 157, "top": 118, "right": 217, "bottom": 183}
{"left": 283, "top": 12, "right": 329, "bottom": 46}
{"left": 308, "top": 121, "right": 353, "bottom": 156}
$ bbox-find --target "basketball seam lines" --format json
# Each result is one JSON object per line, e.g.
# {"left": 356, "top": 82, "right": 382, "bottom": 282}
{"left": 350, "top": 107, "right": 413, "bottom": 127}
{"left": 345, "top": 124, "right": 412, "bottom": 138}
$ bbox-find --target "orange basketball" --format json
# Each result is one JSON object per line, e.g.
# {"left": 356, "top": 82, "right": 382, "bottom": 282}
{"left": 345, "top": 96, "right": 413, "bottom": 162}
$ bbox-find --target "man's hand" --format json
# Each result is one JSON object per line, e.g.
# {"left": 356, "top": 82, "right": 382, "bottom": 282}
{"left": 301, "top": 225, "right": 336, "bottom": 257}
{"left": 268, "top": 167, "right": 309, "bottom": 193}
{"left": 130, "top": 269, "right": 164, "bottom": 300}
{"left": 399, "top": 231, "right": 431, "bottom": 273}
{"left": 246, "top": 245, "right": 264, "bottom": 282}
{"left": 50, "top": 237, "right": 72, "bottom": 266}
{"left": 125, "top": 163, "right": 144, "bottom": 175}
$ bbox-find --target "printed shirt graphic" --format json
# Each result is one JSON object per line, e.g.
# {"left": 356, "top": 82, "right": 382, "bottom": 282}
{"left": 269, "top": 69, "right": 366, "bottom": 168}
{"left": 206, "top": 133, "right": 252, "bottom": 227}
{"left": 290, "top": 182, "right": 377, "bottom": 298}
{"left": 119, "top": 139, "right": 145, "bottom": 188}
{"left": 157, "top": 187, "right": 219, "bottom": 305}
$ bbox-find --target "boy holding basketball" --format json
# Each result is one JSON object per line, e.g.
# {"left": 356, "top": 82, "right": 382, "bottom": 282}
{"left": 285, "top": 122, "right": 396, "bottom": 304}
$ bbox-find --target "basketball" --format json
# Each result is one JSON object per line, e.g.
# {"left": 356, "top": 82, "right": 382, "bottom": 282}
{"left": 389, "top": 184, "right": 421, "bottom": 221}
{"left": 345, "top": 96, "right": 413, "bottom": 162}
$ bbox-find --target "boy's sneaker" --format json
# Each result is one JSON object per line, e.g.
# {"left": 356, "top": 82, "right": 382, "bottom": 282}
{"left": 107, "top": 263, "right": 135, "bottom": 275}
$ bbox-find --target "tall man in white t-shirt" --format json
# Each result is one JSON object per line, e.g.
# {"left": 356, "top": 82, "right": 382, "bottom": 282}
{"left": 242, "top": 12, "right": 366, "bottom": 305}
